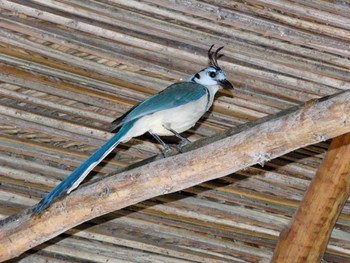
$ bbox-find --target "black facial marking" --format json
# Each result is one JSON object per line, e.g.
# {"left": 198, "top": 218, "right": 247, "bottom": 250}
{"left": 195, "top": 73, "right": 200, "bottom": 79}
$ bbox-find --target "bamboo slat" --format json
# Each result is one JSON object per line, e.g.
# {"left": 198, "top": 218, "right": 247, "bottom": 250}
{"left": 0, "top": 0, "right": 350, "bottom": 262}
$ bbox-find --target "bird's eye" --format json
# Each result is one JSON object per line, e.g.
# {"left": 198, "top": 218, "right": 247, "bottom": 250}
{"left": 195, "top": 73, "right": 200, "bottom": 79}
{"left": 209, "top": 72, "right": 216, "bottom": 78}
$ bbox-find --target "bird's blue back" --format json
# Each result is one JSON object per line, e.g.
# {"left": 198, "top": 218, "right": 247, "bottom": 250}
{"left": 111, "top": 82, "right": 208, "bottom": 128}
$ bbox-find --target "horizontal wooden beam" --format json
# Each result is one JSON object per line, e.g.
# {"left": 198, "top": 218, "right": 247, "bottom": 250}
{"left": 272, "top": 133, "right": 350, "bottom": 262}
{"left": 1, "top": 90, "right": 350, "bottom": 261}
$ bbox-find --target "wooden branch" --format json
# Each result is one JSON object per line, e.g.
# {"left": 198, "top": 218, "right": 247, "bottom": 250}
{"left": 271, "top": 133, "right": 350, "bottom": 262}
{"left": 1, "top": 90, "right": 350, "bottom": 261}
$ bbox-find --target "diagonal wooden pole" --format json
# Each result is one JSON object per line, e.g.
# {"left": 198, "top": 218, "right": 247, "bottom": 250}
{"left": 272, "top": 133, "right": 350, "bottom": 262}
{"left": 1, "top": 90, "right": 350, "bottom": 261}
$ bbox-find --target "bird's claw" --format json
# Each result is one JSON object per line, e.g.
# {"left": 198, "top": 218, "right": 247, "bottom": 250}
{"left": 162, "top": 145, "right": 172, "bottom": 157}
{"left": 176, "top": 139, "right": 191, "bottom": 153}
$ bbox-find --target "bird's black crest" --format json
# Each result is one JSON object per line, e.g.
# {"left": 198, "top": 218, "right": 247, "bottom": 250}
{"left": 208, "top": 44, "right": 224, "bottom": 69}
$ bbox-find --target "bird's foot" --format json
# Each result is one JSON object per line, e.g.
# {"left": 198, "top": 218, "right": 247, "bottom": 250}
{"left": 176, "top": 138, "right": 191, "bottom": 153}
{"left": 162, "top": 145, "right": 172, "bottom": 157}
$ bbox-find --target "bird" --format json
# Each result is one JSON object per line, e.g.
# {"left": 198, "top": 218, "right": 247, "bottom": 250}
{"left": 32, "top": 45, "right": 233, "bottom": 214}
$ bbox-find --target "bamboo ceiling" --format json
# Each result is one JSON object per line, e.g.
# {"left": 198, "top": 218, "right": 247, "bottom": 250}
{"left": 1, "top": 0, "right": 350, "bottom": 262}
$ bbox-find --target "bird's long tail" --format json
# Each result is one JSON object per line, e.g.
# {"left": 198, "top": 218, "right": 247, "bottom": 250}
{"left": 32, "top": 122, "right": 134, "bottom": 215}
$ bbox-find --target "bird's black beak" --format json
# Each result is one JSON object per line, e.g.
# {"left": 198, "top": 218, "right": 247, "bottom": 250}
{"left": 219, "top": 79, "right": 234, "bottom": 90}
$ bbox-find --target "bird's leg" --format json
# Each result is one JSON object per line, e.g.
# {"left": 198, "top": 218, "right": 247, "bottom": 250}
{"left": 148, "top": 131, "right": 171, "bottom": 157}
{"left": 163, "top": 126, "right": 191, "bottom": 152}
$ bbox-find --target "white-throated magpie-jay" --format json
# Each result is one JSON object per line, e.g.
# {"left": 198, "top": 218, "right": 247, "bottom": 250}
{"left": 32, "top": 45, "right": 233, "bottom": 214}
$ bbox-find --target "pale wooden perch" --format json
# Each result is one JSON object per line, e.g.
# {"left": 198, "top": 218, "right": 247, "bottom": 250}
{"left": 272, "top": 133, "right": 350, "bottom": 262}
{"left": 0, "top": 90, "right": 350, "bottom": 261}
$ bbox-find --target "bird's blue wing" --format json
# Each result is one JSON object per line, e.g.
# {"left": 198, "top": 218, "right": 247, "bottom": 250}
{"left": 110, "top": 82, "right": 208, "bottom": 131}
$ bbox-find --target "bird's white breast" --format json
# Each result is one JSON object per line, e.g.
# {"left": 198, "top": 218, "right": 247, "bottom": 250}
{"left": 120, "top": 84, "right": 219, "bottom": 142}
{"left": 149, "top": 94, "right": 209, "bottom": 136}
{"left": 120, "top": 95, "right": 208, "bottom": 142}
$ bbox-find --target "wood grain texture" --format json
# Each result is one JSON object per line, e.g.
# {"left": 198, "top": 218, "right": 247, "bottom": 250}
{"left": 1, "top": 0, "right": 350, "bottom": 262}
{"left": 272, "top": 133, "right": 350, "bottom": 262}
{"left": 1, "top": 90, "right": 350, "bottom": 261}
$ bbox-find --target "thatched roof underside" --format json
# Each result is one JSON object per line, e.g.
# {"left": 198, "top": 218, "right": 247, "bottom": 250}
{"left": 1, "top": 0, "right": 350, "bottom": 262}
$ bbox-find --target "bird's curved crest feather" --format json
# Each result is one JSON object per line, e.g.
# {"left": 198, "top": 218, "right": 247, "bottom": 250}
{"left": 208, "top": 44, "right": 224, "bottom": 68}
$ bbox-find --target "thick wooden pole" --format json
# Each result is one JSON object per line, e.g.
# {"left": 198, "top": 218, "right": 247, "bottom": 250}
{"left": 272, "top": 133, "right": 350, "bottom": 262}
{"left": 1, "top": 90, "right": 350, "bottom": 261}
